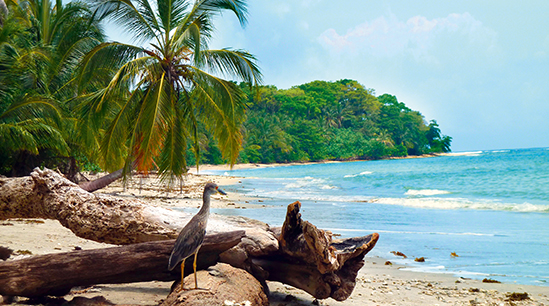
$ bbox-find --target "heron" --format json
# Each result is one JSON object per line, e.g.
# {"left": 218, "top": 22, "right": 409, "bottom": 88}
{"left": 168, "top": 182, "right": 226, "bottom": 291}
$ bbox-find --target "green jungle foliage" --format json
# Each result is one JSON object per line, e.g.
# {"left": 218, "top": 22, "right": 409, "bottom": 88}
{"left": 0, "top": 0, "right": 105, "bottom": 179}
{"left": 234, "top": 80, "right": 452, "bottom": 164}
{"left": 191, "top": 80, "right": 452, "bottom": 165}
{"left": 0, "top": 0, "right": 451, "bottom": 177}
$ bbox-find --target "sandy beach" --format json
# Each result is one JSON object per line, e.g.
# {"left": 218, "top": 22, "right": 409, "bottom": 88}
{"left": 2, "top": 166, "right": 548, "bottom": 306}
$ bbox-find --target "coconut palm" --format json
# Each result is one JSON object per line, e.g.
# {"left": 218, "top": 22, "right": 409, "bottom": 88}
{"left": 0, "top": 0, "right": 105, "bottom": 176}
{"left": 244, "top": 113, "right": 291, "bottom": 163}
{"left": 77, "top": 0, "right": 261, "bottom": 191}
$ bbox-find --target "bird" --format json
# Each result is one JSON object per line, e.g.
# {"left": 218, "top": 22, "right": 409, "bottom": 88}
{"left": 168, "top": 182, "right": 226, "bottom": 291}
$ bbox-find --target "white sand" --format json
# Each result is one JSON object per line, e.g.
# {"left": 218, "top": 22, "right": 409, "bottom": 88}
{"left": 2, "top": 167, "right": 548, "bottom": 305}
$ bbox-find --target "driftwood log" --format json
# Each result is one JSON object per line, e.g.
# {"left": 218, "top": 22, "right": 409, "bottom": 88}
{"left": 0, "top": 231, "right": 244, "bottom": 297}
{"left": 0, "top": 167, "right": 180, "bottom": 244}
{"left": 0, "top": 168, "right": 379, "bottom": 301}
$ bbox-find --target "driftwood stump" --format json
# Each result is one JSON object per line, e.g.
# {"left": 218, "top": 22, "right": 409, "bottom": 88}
{"left": 161, "top": 263, "right": 269, "bottom": 306}
{"left": 259, "top": 202, "right": 379, "bottom": 301}
{"left": 0, "top": 168, "right": 379, "bottom": 302}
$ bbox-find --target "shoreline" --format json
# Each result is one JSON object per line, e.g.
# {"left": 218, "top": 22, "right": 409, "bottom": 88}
{"left": 189, "top": 153, "right": 444, "bottom": 173}
{"left": 2, "top": 169, "right": 549, "bottom": 305}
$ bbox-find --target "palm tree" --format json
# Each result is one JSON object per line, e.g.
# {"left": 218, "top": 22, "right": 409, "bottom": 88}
{"left": 375, "top": 130, "right": 394, "bottom": 148}
{"left": 77, "top": 0, "right": 261, "bottom": 191}
{"left": 244, "top": 113, "right": 291, "bottom": 163}
{"left": 426, "top": 120, "right": 452, "bottom": 153}
{"left": 1, "top": 0, "right": 104, "bottom": 94}
{"left": 0, "top": 0, "right": 105, "bottom": 176}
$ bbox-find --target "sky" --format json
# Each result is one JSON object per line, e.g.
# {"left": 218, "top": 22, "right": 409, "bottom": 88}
{"left": 107, "top": 1, "right": 549, "bottom": 152}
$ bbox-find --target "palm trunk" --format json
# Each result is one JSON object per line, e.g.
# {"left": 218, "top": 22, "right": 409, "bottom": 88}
{"left": 79, "top": 160, "right": 137, "bottom": 192}
{"left": 0, "top": 0, "right": 7, "bottom": 26}
{"left": 78, "top": 168, "right": 125, "bottom": 192}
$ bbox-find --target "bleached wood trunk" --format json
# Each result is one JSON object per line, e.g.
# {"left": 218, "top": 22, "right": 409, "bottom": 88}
{"left": 0, "top": 232, "right": 244, "bottom": 297}
{"left": 0, "top": 167, "right": 272, "bottom": 245}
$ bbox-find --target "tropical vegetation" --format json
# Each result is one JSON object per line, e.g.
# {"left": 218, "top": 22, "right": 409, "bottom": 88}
{"left": 0, "top": 0, "right": 451, "bottom": 182}
{"left": 0, "top": 0, "right": 104, "bottom": 179}
{"left": 194, "top": 79, "right": 452, "bottom": 165}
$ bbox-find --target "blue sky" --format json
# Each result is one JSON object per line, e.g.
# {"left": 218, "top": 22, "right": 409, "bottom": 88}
{"left": 108, "top": 1, "right": 549, "bottom": 152}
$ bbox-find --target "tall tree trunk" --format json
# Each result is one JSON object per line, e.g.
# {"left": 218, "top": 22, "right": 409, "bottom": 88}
{"left": 0, "top": 0, "right": 7, "bottom": 26}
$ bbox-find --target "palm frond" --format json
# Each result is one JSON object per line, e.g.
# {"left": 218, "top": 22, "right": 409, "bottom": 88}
{"left": 189, "top": 70, "right": 247, "bottom": 165}
{"left": 15, "top": 47, "right": 53, "bottom": 89}
{"left": 132, "top": 72, "right": 174, "bottom": 172}
{"left": 1, "top": 96, "right": 62, "bottom": 123}
{"left": 157, "top": 0, "right": 189, "bottom": 37}
{"left": 158, "top": 103, "right": 189, "bottom": 184}
{"left": 178, "top": 91, "right": 201, "bottom": 169}
{"left": 90, "top": 0, "right": 161, "bottom": 45}
{"left": 99, "top": 86, "right": 140, "bottom": 171}
{"left": 197, "top": 48, "right": 262, "bottom": 84}
{"left": 0, "top": 118, "right": 68, "bottom": 155}
{"left": 23, "top": 118, "right": 69, "bottom": 154}
{"left": 0, "top": 122, "right": 40, "bottom": 154}
{"left": 172, "top": 3, "right": 214, "bottom": 54}
{"left": 195, "top": 0, "right": 248, "bottom": 26}
{"left": 77, "top": 41, "right": 145, "bottom": 92}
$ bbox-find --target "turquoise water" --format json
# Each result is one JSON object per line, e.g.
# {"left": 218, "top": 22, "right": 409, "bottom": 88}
{"left": 206, "top": 148, "right": 549, "bottom": 286}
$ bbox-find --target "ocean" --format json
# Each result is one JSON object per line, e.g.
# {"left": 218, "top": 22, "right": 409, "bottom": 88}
{"left": 204, "top": 148, "right": 549, "bottom": 286}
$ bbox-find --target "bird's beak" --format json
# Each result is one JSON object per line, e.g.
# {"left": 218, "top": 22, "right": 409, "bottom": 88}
{"left": 216, "top": 186, "right": 227, "bottom": 195}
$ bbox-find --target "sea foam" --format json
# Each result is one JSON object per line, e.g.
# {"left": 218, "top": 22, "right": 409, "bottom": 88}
{"left": 444, "top": 151, "right": 483, "bottom": 157}
{"left": 344, "top": 171, "right": 373, "bottom": 178}
{"left": 376, "top": 197, "right": 549, "bottom": 212}
{"left": 405, "top": 189, "right": 451, "bottom": 196}
{"left": 324, "top": 228, "right": 495, "bottom": 237}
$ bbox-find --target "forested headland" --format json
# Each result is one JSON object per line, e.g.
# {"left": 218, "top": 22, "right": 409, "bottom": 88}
{"left": 195, "top": 79, "right": 452, "bottom": 165}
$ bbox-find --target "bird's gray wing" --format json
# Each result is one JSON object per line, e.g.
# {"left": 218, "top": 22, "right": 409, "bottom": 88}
{"left": 168, "top": 223, "right": 206, "bottom": 271}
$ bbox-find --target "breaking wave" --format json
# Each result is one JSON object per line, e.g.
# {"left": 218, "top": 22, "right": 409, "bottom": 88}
{"left": 405, "top": 189, "right": 452, "bottom": 196}
{"left": 344, "top": 171, "right": 373, "bottom": 178}
{"left": 374, "top": 197, "right": 549, "bottom": 213}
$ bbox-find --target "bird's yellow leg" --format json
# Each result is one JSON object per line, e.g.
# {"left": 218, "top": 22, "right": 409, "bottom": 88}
{"left": 180, "top": 261, "right": 185, "bottom": 291}
{"left": 193, "top": 250, "right": 199, "bottom": 289}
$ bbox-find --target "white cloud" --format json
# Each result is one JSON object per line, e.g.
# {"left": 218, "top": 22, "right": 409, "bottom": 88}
{"left": 318, "top": 12, "right": 497, "bottom": 64}
{"left": 268, "top": 3, "right": 291, "bottom": 18}
{"left": 300, "top": 0, "right": 321, "bottom": 7}
{"left": 299, "top": 20, "right": 310, "bottom": 31}
{"left": 535, "top": 34, "right": 549, "bottom": 58}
